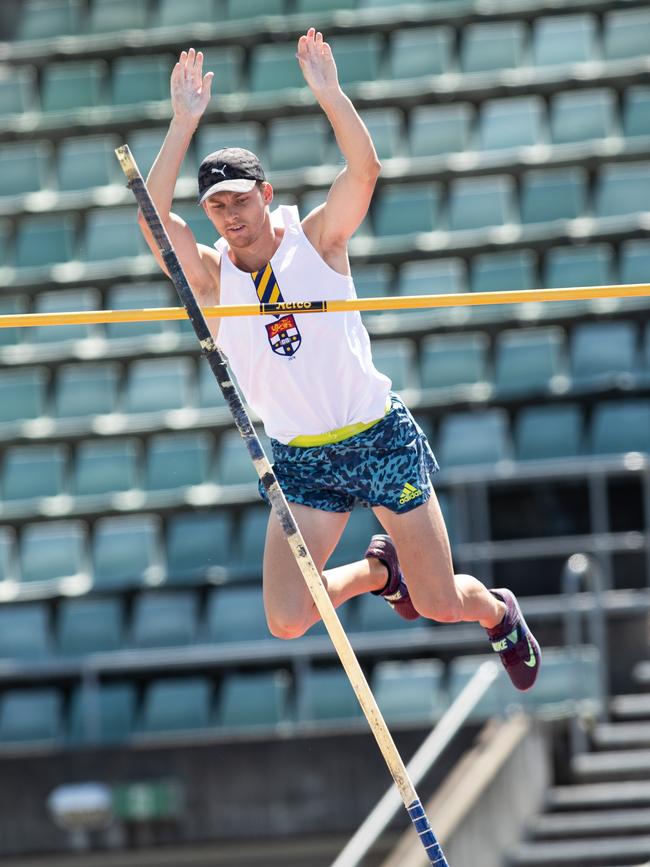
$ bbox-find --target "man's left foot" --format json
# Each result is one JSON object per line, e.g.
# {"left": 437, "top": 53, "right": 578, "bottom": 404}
{"left": 486, "top": 588, "right": 541, "bottom": 691}
{"left": 365, "top": 534, "right": 419, "bottom": 621}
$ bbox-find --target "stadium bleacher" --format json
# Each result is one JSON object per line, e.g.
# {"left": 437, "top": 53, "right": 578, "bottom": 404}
{"left": 0, "top": 0, "right": 649, "bottom": 864}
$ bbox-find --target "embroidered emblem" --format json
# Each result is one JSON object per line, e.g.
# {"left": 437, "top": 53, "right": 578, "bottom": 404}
{"left": 266, "top": 315, "right": 301, "bottom": 357}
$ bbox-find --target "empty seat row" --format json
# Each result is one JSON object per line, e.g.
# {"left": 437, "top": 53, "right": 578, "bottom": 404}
{"left": 3, "top": 88, "right": 650, "bottom": 200}
{"left": 0, "top": 505, "right": 383, "bottom": 588}
{"left": 4, "top": 8, "right": 649, "bottom": 105}
{"left": 2, "top": 163, "right": 649, "bottom": 272}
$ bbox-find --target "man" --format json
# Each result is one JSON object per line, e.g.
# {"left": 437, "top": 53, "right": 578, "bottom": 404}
{"left": 138, "top": 29, "right": 540, "bottom": 691}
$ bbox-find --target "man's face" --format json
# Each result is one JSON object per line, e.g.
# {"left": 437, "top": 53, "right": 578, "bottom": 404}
{"left": 202, "top": 182, "right": 272, "bottom": 247}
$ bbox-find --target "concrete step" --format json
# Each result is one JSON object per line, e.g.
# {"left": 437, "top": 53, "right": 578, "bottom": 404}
{"left": 546, "top": 781, "right": 650, "bottom": 811}
{"left": 508, "top": 834, "right": 650, "bottom": 866}
{"left": 527, "top": 807, "right": 650, "bottom": 840}
{"left": 572, "top": 749, "right": 650, "bottom": 783}
{"left": 593, "top": 721, "right": 650, "bottom": 749}
{"left": 611, "top": 693, "right": 650, "bottom": 721}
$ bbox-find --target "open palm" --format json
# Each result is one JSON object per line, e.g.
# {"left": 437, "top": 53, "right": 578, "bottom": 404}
{"left": 297, "top": 28, "right": 339, "bottom": 95}
{"left": 171, "top": 48, "right": 214, "bottom": 121}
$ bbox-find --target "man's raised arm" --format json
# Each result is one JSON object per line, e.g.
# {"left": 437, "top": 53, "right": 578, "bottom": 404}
{"left": 137, "top": 48, "right": 219, "bottom": 297}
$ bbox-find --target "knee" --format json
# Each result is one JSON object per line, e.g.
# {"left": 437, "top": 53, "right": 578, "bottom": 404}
{"left": 266, "top": 612, "right": 310, "bottom": 641}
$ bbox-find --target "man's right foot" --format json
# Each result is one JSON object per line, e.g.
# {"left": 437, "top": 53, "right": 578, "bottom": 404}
{"left": 365, "top": 534, "right": 419, "bottom": 621}
{"left": 486, "top": 588, "right": 541, "bottom": 691}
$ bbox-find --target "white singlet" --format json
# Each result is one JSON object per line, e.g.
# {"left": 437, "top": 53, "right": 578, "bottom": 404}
{"left": 215, "top": 205, "right": 391, "bottom": 444}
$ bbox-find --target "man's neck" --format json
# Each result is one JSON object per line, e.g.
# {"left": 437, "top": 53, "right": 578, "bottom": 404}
{"left": 229, "top": 226, "right": 284, "bottom": 274}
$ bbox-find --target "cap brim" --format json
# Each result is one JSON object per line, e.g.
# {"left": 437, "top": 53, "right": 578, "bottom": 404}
{"left": 198, "top": 178, "right": 257, "bottom": 204}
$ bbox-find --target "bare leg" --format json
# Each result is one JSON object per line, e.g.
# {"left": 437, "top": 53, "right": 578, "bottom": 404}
{"left": 373, "top": 490, "right": 505, "bottom": 629}
{"left": 263, "top": 502, "right": 387, "bottom": 639}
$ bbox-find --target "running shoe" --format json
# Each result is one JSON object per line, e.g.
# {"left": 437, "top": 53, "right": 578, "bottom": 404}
{"left": 365, "top": 534, "right": 419, "bottom": 621}
{"left": 486, "top": 588, "right": 541, "bottom": 691}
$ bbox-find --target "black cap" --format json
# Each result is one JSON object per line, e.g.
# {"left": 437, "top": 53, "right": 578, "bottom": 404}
{"left": 197, "top": 147, "right": 266, "bottom": 204}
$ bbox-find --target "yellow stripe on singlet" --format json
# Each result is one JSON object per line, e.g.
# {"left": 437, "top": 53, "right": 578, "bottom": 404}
{"left": 288, "top": 398, "right": 391, "bottom": 448}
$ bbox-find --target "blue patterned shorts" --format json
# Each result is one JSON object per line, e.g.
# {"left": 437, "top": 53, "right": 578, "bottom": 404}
{"left": 259, "top": 393, "right": 439, "bottom": 514}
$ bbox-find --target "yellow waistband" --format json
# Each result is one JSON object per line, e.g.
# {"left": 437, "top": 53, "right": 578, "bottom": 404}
{"left": 288, "top": 398, "right": 391, "bottom": 448}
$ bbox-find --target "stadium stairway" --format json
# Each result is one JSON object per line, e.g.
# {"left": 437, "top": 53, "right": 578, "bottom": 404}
{"left": 507, "top": 662, "right": 650, "bottom": 867}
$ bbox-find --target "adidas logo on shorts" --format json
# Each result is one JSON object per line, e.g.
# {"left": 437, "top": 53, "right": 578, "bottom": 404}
{"left": 399, "top": 482, "right": 423, "bottom": 505}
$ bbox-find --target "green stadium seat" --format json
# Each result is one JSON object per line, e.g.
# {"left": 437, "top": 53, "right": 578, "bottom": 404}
{"left": 494, "top": 327, "right": 566, "bottom": 396}
{"left": 352, "top": 264, "right": 392, "bottom": 299}
{"left": 0, "top": 368, "right": 48, "bottom": 424}
{"left": 371, "top": 339, "right": 418, "bottom": 393}
{"left": 73, "top": 439, "right": 139, "bottom": 496}
{"left": 55, "top": 363, "right": 119, "bottom": 418}
{"left": 20, "top": 520, "right": 86, "bottom": 584}
{"left": 57, "top": 597, "right": 124, "bottom": 655}
{"left": 145, "top": 432, "right": 212, "bottom": 490}
{"left": 0, "top": 688, "right": 62, "bottom": 743}
{"left": 196, "top": 121, "right": 264, "bottom": 163}
{"left": 550, "top": 89, "right": 617, "bottom": 145}
{"left": 31, "top": 288, "right": 100, "bottom": 344}
{"left": 328, "top": 34, "right": 382, "bottom": 86}
{"left": 0, "top": 603, "right": 51, "bottom": 660}
{"left": 409, "top": 103, "right": 473, "bottom": 158}
{"left": 127, "top": 128, "right": 193, "bottom": 181}
{"left": 166, "top": 510, "right": 231, "bottom": 583}
{"left": 41, "top": 61, "right": 106, "bottom": 113}
{"left": 296, "top": 0, "right": 355, "bottom": 9}
{"left": 0, "top": 528, "right": 16, "bottom": 586}
{"left": 57, "top": 135, "right": 121, "bottom": 192}
{"left": 0, "top": 140, "right": 52, "bottom": 198}
{"left": 87, "top": 0, "right": 148, "bottom": 33}
{"left": 139, "top": 676, "right": 212, "bottom": 733}
{"left": 595, "top": 163, "right": 650, "bottom": 219}
{"left": 374, "top": 183, "right": 440, "bottom": 237}
{"left": 448, "top": 176, "right": 514, "bottom": 232}
{"left": 326, "top": 508, "right": 381, "bottom": 570}
{"left": 472, "top": 250, "right": 537, "bottom": 293}
{"left": 359, "top": 108, "right": 404, "bottom": 160}
{"left": 15, "top": 214, "right": 76, "bottom": 269}
{"left": 515, "top": 404, "right": 583, "bottom": 461}
{"left": 356, "top": 592, "right": 422, "bottom": 632}
{"left": 373, "top": 659, "right": 446, "bottom": 723}
{"left": 623, "top": 87, "right": 650, "bottom": 138}
{"left": 218, "top": 671, "right": 288, "bottom": 727}
{"left": 111, "top": 56, "right": 171, "bottom": 106}
{"left": 545, "top": 245, "right": 613, "bottom": 288}
{"left": 479, "top": 96, "right": 544, "bottom": 151}
{"left": 439, "top": 409, "right": 511, "bottom": 467}
{"left": 0, "top": 67, "right": 36, "bottom": 116}
{"left": 302, "top": 667, "right": 360, "bottom": 721}
{"left": 92, "top": 515, "right": 163, "bottom": 589}
{"left": 533, "top": 14, "right": 597, "bottom": 66}
{"left": 590, "top": 399, "right": 650, "bottom": 455}
{"left": 398, "top": 257, "right": 466, "bottom": 298}
{"left": 197, "top": 360, "right": 227, "bottom": 409}
{"left": 131, "top": 591, "right": 198, "bottom": 648}
{"left": 193, "top": 46, "right": 244, "bottom": 96}
{"left": 520, "top": 168, "right": 587, "bottom": 224}
{"left": 603, "top": 7, "right": 650, "bottom": 61}
{"left": 17, "top": 0, "right": 82, "bottom": 40}
{"left": 171, "top": 203, "right": 216, "bottom": 247}
{"left": 106, "top": 282, "right": 176, "bottom": 339}
{"left": 461, "top": 21, "right": 525, "bottom": 73}
{"left": 4, "top": 445, "right": 67, "bottom": 502}
{"left": 0, "top": 296, "right": 27, "bottom": 348}
{"left": 230, "top": 505, "right": 269, "bottom": 577}
{"left": 249, "top": 43, "right": 305, "bottom": 93}
{"left": 124, "top": 357, "right": 194, "bottom": 414}
{"left": 68, "top": 682, "right": 136, "bottom": 744}
{"left": 388, "top": 26, "right": 453, "bottom": 80}
{"left": 216, "top": 430, "right": 260, "bottom": 486}
{"left": 571, "top": 321, "right": 639, "bottom": 389}
{"left": 420, "top": 333, "right": 489, "bottom": 391}
{"left": 621, "top": 240, "right": 650, "bottom": 284}
{"left": 83, "top": 207, "right": 144, "bottom": 262}
{"left": 225, "top": 0, "right": 284, "bottom": 18}
{"left": 267, "top": 116, "right": 329, "bottom": 172}
{"left": 205, "top": 586, "right": 270, "bottom": 642}
{"left": 154, "top": 0, "right": 216, "bottom": 27}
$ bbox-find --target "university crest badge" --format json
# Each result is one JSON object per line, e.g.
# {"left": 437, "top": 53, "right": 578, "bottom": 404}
{"left": 266, "top": 314, "right": 301, "bottom": 357}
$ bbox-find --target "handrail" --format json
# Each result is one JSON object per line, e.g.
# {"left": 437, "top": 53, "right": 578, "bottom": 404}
{"left": 561, "top": 553, "right": 610, "bottom": 756}
{"left": 330, "top": 660, "right": 499, "bottom": 867}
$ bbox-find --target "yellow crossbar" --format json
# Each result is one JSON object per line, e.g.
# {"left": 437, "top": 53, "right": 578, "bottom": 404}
{"left": 0, "top": 283, "right": 648, "bottom": 328}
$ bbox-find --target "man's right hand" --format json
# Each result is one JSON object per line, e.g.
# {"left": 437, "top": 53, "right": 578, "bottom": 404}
{"left": 171, "top": 48, "right": 214, "bottom": 123}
